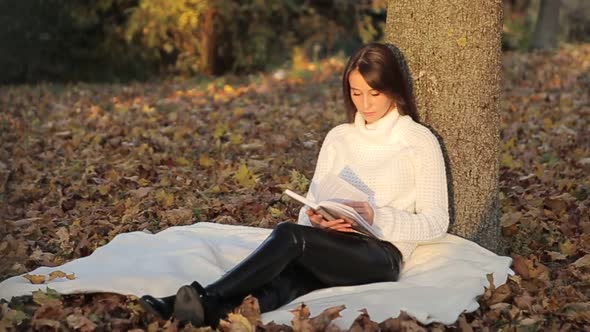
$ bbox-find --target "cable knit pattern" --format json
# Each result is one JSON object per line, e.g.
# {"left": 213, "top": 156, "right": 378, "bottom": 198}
{"left": 297, "top": 109, "right": 449, "bottom": 261}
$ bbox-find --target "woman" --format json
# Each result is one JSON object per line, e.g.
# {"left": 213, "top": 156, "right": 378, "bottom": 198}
{"left": 140, "top": 42, "right": 449, "bottom": 327}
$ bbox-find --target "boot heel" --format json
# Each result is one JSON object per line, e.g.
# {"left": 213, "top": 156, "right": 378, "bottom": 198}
{"left": 174, "top": 285, "right": 205, "bottom": 326}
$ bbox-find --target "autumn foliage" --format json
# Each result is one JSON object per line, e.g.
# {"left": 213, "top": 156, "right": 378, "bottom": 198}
{"left": 1, "top": 44, "right": 589, "bottom": 330}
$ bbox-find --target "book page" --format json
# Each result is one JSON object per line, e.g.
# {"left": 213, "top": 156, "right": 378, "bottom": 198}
{"left": 320, "top": 201, "right": 379, "bottom": 238}
{"left": 316, "top": 173, "right": 368, "bottom": 202}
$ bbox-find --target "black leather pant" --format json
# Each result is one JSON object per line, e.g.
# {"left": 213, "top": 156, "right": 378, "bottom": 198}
{"left": 201, "top": 222, "right": 403, "bottom": 325}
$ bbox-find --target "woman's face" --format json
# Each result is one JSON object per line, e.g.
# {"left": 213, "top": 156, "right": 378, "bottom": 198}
{"left": 348, "top": 69, "right": 395, "bottom": 124}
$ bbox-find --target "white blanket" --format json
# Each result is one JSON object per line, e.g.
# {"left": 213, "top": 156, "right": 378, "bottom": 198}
{"left": 0, "top": 222, "right": 512, "bottom": 328}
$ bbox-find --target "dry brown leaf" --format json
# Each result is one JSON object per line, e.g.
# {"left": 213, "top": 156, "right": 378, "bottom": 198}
{"left": 290, "top": 303, "right": 312, "bottom": 332}
{"left": 511, "top": 255, "right": 530, "bottom": 279}
{"left": 48, "top": 270, "right": 67, "bottom": 281}
{"left": 457, "top": 315, "right": 473, "bottom": 332}
{"left": 562, "top": 302, "right": 590, "bottom": 322}
{"left": 309, "top": 305, "right": 345, "bottom": 331}
{"left": 23, "top": 273, "right": 46, "bottom": 284}
{"left": 159, "top": 208, "right": 193, "bottom": 226}
{"left": 348, "top": 309, "right": 379, "bottom": 332}
{"left": 546, "top": 251, "right": 566, "bottom": 261}
{"left": 235, "top": 295, "right": 261, "bottom": 326}
{"left": 514, "top": 290, "right": 535, "bottom": 310}
{"left": 130, "top": 186, "right": 152, "bottom": 199}
{"left": 378, "top": 311, "right": 425, "bottom": 332}
{"left": 32, "top": 318, "right": 61, "bottom": 330}
{"left": 66, "top": 313, "right": 97, "bottom": 331}
{"left": 489, "top": 283, "right": 513, "bottom": 305}
{"left": 571, "top": 254, "right": 590, "bottom": 268}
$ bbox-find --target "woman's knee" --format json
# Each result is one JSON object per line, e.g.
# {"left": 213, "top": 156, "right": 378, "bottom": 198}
{"left": 271, "top": 222, "right": 303, "bottom": 248}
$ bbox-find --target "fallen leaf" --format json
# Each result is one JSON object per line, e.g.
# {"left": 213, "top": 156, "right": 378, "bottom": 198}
{"left": 309, "top": 305, "right": 345, "bottom": 331}
{"left": 514, "top": 291, "right": 534, "bottom": 310}
{"left": 290, "top": 303, "right": 312, "bottom": 332}
{"left": 48, "top": 270, "right": 67, "bottom": 281}
{"left": 219, "top": 313, "right": 253, "bottom": 332}
{"left": 129, "top": 187, "right": 152, "bottom": 199}
{"left": 511, "top": 255, "right": 530, "bottom": 279}
{"left": 378, "top": 311, "right": 425, "bottom": 332}
{"left": 348, "top": 309, "right": 380, "bottom": 332}
{"left": 489, "top": 284, "right": 513, "bottom": 305}
{"left": 236, "top": 295, "right": 260, "bottom": 326}
{"left": 234, "top": 163, "right": 257, "bottom": 189}
{"left": 571, "top": 254, "right": 590, "bottom": 268}
{"left": 562, "top": 302, "right": 590, "bottom": 322}
{"left": 66, "top": 313, "right": 97, "bottom": 331}
{"left": 23, "top": 274, "right": 46, "bottom": 284}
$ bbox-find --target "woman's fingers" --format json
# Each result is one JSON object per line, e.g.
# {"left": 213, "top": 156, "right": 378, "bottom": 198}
{"left": 324, "top": 219, "right": 352, "bottom": 230}
{"left": 343, "top": 201, "right": 374, "bottom": 225}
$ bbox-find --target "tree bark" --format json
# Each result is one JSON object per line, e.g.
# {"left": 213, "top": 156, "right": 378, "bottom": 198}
{"left": 531, "top": 0, "right": 561, "bottom": 50}
{"left": 385, "top": 1, "right": 504, "bottom": 254}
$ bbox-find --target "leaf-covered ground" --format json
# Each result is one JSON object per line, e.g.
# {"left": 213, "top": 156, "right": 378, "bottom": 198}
{"left": 0, "top": 44, "right": 589, "bottom": 331}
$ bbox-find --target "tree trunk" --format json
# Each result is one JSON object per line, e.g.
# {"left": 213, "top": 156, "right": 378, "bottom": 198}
{"left": 531, "top": 0, "right": 561, "bottom": 50}
{"left": 385, "top": 1, "right": 504, "bottom": 254}
{"left": 199, "top": 6, "right": 218, "bottom": 75}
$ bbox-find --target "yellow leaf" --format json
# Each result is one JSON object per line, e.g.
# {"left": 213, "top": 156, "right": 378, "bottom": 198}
{"left": 224, "top": 313, "right": 254, "bottom": 332}
{"left": 175, "top": 157, "right": 190, "bottom": 167}
{"left": 234, "top": 164, "right": 257, "bottom": 189}
{"left": 48, "top": 271, "right": 66, "bottom": 281}
{"left": 223, "top": 84, "right": 235, "bottom": 94}
{"left": 268, "top": 207, "right": 283, "bottom": 218}
{"left": 230, "top": 133, "right": 242, "bottom": 145}
{"left": 98, "top": 184, "right": 111, "bottom": 196}
{"left": 457, "top": 36, "right": 468, "bottom": 47}
{"left": 142, "top": 104, "right": 155, "bottom": 114}
{"left": 199, "top": 154, "right": 215, "bottom": 167}
{"left": 106, "top": 169, "right": 120, "bottom": 182}
{"left": 23, "top": 274, "right": 46, "bottom": 284}
{"left": 233, "top": 107, "right": 245, "bottom": 117}
{"left": 213, "top": 123, "right": 228, "bottom": 140}
{"left": 156, "top": 190, "right": 175, "bottom": 208}
{"left": 559, "top": 240, "right": 577, "bottom": 257}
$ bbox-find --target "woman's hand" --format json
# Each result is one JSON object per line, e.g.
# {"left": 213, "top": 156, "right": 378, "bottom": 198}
{"left": 343, "top": 201, "right": 375, "bottom": 225}
{"left": 306, "top": 209, "right": 355, "bottom": 232}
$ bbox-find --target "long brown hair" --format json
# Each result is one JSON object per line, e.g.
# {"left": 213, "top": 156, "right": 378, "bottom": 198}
{"left": 342, "top": 42, "right": 419, "bottom": 123}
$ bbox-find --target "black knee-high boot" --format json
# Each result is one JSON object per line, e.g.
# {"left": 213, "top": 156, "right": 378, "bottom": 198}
{"left": 200, "top": 263, "right": 324, "bottom": 328}
{"left": 204, "top": 222, "right": 308, "bottom": 298}
{"left": 139, "top": 222, "right": 302, "bottom": 325}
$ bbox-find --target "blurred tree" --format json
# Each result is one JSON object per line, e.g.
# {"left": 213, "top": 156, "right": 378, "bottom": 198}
{"left": 124, "top": 0, "right": 387, "bottom": 75}
{"left": 0, "top": 0, "right": 388, "bottom": 82}
{"left": 385, "top": 1, "right": 504, "bottom": 254}
{"left": 561, "top": 0, "right": 590, "bottom": 43}
{"left": 0, "top": 0, "right": 154, "bottom": 83}
{"left": 531, "top": 0, "right": 561, "bottom": 49}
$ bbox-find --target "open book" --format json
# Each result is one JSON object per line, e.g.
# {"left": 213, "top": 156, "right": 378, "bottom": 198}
{"left": 284, "top": 174, "right": 379, "bottom": 238}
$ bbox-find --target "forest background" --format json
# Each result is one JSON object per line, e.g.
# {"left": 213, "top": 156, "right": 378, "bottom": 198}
{"left": 1, "top": 0, "right": 589, "bottom": 331}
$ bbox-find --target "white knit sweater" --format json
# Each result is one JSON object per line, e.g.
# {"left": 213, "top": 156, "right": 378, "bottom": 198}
{"left": 297, "top": 109, "right": 449, "bottom": 261}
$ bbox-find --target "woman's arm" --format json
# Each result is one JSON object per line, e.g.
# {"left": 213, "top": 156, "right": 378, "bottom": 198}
{"left": 372, "top": 127, "right": 450, "bottom": 242}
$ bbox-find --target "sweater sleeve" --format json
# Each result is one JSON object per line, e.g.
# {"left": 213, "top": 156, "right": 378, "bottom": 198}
{"left": 371, "top": 126, "right": 450, "bottom": 242}
{"left": 297, "top": 129, "right": 338, "bottom": 226}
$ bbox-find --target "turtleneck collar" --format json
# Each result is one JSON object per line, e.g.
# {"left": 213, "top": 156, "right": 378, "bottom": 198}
{"left": 353, "top": 107, "right": 401, "bottom": 143}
